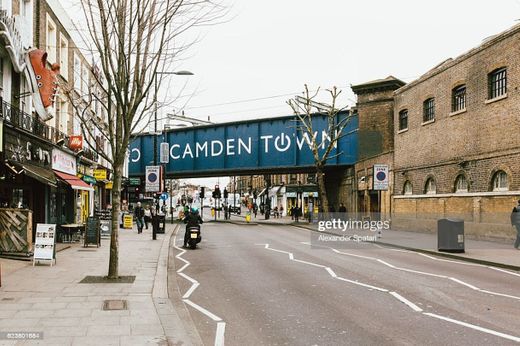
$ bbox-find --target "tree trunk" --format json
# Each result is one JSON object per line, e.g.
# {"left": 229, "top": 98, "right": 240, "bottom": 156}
{"left": 316, "top": 166, "right": 328, "bottom": 213}
{"left": 108, "top": 161, "right": 123, "bottom": 279}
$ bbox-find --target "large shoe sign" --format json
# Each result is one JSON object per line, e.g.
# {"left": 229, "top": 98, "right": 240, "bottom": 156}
{"left": 25, "top": 49, "right": 60, "bottom": 122}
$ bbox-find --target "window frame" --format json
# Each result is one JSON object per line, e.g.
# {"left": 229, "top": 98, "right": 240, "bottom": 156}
{"left": 492, "top": 170, "right": 508, "bottom": 192}
{"left": 403, "top": 181, "right": 413, "bottom": 195}
{"left": 398, "top": 109, "right": 408, "bottom": 131}
{"left": 451, "top": 85, "right": 466, "bottom": 112}
{"left": 59, "top": 34, "right": 69, "bottom": 81}
{"left": 73, "top": 53, "right": 81, "bottom": 91}
{"left": 488, "top": 67, "right": 507, "bottom": 100}
{"left": 425, "top": 178, "right": 436, "bottom": 195}
{"left": 423, "top": 98, "right": 435, "bottom": 123}
{"left": 455, "top": 175, "right": 468, "bottom": 193}
{"left": 45, "top": 15, "right": 57, "bottom": 63}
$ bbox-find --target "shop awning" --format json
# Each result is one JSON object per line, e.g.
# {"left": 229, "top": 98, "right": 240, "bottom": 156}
{"left": 54, "top": 171, "right": 94, "bottom": 191}
{"left": 6, "top": 160, "right": 57, "bottom": 187}
{"left": 268, "top": 186, "right": 282, "bottom": 198}
{"left": 257, "top": 188, "right": 267, "bottom": 197}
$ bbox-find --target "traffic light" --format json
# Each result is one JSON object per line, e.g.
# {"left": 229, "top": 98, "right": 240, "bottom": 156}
{"left": 223, "top": 188, "right": 228, "bottom": 199}
{"left": 200, "top": 186, "right": 205, "bottom": 196}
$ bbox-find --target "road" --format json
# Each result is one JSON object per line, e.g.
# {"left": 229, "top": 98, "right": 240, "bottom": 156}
{"left": 172, "top": 221, "right": 520, "bottom": 346}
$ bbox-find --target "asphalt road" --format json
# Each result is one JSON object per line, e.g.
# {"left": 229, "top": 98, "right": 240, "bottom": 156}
{"left": 172, "top": 221, "right": 520, "bottom": 346}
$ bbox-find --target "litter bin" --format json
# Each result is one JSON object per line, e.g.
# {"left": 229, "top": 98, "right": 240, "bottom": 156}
{"left": 437, "top": 218, "right": 464, "bottom": 253}
{"left": 157, "top": 215, "right": 166, "bottom": 234}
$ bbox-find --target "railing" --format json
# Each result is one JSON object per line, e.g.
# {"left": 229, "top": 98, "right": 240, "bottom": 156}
{"left": 1, "top": 100, "right": 68, "bottom": 145}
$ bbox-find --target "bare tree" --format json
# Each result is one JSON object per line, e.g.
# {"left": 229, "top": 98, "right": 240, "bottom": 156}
{"left": 287, "top": 85, "right": 353, "bottom": 212}
{"left": 65, "top": 0, "right": 225, "bottom": 279}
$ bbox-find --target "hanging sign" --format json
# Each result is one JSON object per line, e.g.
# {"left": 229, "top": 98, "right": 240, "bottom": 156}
{"left": 69, "top": 135, "right": 83, "bottom": 150}
{"left": 93, "top": 168, "right": 107, "bottom": 180}
{"left": 52, "top": 148, "right": 77, "bottom": 175}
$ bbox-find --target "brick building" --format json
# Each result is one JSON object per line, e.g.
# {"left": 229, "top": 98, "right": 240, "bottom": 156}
{"left": 351, "top": 76, "right": 405, "bottom": 219}
{"left": 392, "top": 24, "right": 520, "bottom": 240}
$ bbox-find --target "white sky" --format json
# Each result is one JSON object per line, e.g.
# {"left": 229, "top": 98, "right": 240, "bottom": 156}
{"left": 59, "top": 0, "right": 520, "bottom": 187}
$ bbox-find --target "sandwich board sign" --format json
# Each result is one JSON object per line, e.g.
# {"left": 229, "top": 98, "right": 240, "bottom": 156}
{"left": 33, "top": 224, "right": 56, "bottom": 266}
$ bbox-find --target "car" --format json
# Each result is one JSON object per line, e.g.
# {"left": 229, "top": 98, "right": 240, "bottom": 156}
{"left": 229, "top": 205, "right": 241, "bottom": 214}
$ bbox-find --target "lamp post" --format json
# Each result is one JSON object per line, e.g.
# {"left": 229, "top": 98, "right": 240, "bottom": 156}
{"left": 153, "top": 70, "right": 193, "bottom": 214}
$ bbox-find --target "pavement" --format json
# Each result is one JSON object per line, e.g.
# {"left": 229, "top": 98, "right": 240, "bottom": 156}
{"left": 223, "top": 212, "right": 520, "bottom": 271}
{"left": 0, "top": 222, "right": 194, "bottom": 346}
{"left": 173, "top": 221, "right": 520, "bottom": 345}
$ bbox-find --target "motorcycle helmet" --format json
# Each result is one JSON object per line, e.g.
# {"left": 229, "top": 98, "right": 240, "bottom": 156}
{"left": 191, "top": 207, "right": 199, "bottom": 214}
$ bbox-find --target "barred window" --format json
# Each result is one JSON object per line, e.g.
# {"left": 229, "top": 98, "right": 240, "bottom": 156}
{"left": 425, "top": 178, "right": 436, "bottom": 194}
{"left": 423, "top": 98, "right": 435, "bottom": 122}
{"left": 455, "top": 175, "right": 468, "bottom": 193}
{"left": 452, "top": 85, "right": 466, "bottom": 112}
{"left": 492, "top": 171, "right": 508, "bottom": 191}
{"left": 488, "top": 67, "right": 507, "bottom": 99}
{"left": 398, "top": 109, "right": 408, "bottom": 131}
{"left": 403, "top": 181, "right": 413, "bottom": 195}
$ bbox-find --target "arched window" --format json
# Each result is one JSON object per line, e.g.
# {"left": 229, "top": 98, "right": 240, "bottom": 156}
{"left": 455, "top": 175, "right": 468, "bottom": 193}
{"left": 425, "top": 178, "right": 436, "bottom": 194}
{"left": 492, "top": 171, "right": 508, "bottom": 191}
{"left": 403, "top": 181, "right": 413, "bottom": 195}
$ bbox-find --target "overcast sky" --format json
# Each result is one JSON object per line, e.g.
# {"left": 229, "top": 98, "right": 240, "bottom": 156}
{"left": 60, "top": 0, "right": 520, "bottom": 188}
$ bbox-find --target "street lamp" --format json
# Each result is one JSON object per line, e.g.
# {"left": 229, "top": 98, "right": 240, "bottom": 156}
{"left": 153, "top": 70, "right": 194, "bottom": 215}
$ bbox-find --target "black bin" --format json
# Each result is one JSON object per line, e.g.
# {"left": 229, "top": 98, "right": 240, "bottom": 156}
{"left": 437, "top": 218, "right": 465, "bottom": 253}
{"left": 157, "top": 215, "right": 166, "bottom": 234}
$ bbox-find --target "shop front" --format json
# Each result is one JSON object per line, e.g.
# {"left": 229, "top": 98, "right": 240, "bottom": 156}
{"left": 1, "top": 127, "right": 56, "bottom": 235}
{"left": 51, "top": 148, "right": 94, "bottom": 224}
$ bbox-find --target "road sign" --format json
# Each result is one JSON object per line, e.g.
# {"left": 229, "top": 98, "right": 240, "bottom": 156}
{"left": 160, "top": 192, "right": 169, "bottom": 201}
{"left": 373, "top": 164, "right": 389, "bottom": 190}
{"left": 146, "top": 166, "right": 161, "bottom": 192}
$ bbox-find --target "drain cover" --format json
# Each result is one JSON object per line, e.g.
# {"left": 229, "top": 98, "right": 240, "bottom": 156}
{"left": 103, "top": 300, "right": 127, "bottom": 310}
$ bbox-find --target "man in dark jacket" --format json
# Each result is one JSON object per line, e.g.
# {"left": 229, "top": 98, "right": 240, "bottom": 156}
{"left": 511, "top": 200, "right": 520, "bottom": 249}
{"left": 183, "top": 207, "right": 203, "bottom": 248}
{"left": 134, "top": 202, "right": 145, "bottom": 234}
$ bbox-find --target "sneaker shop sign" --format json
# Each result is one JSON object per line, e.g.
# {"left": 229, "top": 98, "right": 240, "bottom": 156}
{"left": 129, "top": 112, "right": 358, "bottom": 177}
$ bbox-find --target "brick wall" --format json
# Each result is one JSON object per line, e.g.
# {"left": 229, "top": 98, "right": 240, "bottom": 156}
{"left": 394, "top": 26, "right": 520, "bottom": 193}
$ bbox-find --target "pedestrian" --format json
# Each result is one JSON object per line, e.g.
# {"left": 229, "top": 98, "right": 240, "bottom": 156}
{"left": 223, "top": 204, "right": 228, "bottom": 220}
{"left": 510, "top": 200, "right": 520, "bottom": 249}
{"left": 273, "top": 206, "right": 278, "bottom": 218}
{"left": 134, "top": 202, "right": 145, "bottom": 234}
{"left": 338, "top": 203, "right": 347, "bottom": 213}
{"left": 144, "top": 206, "right": 151, "bottom": 230}
{"left": 279, "top": 205, "right": 284, "bottom": 217}
{"left": 291, "top": 206, "right": 295, "bottom": 220}
{"left": 253, "top": 203, "right": 258, "bottom": 218}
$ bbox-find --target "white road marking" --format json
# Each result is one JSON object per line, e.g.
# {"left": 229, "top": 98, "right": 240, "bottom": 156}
{"left": 300, "top": 242, "right": 520, "bottom": 302}
{"left": 183, "top": 299, "right": 223, "bottom": 322}
{"left": 259, "top": 243, "right": 520, "bottom": 342}
{"left": 325, "top": 267, "right": 337, "bottom": 278}
{"left": 174, "top": 233, "right": 226, "bottom": 345}
{"left": 215, "top": 322, "right": 226, "bottom": 346}
{"left": 488, "top": 266, "right": 520, "bottom": 278}
{"left": 449, "top": 277, "right": 479, "bottom": 290}
{"left": 389, "top": 291, "right": 423, "bottom": 312}
{"left": 183, "top": 282, "right": 200, "bottom": 299}
{"left": 423, "top": 312, "right": 520, "bottom": 343}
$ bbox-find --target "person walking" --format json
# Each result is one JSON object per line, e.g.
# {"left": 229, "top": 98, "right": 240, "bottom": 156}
{"left": 338, "top": 203, "right": 347, "bottom": 213}
{"left": 511, "top": 200, "right": 520, "bottom": 249}
{"left": 144, "top": 206, "right": 151, "bottom": 230}
{"left": 134, "top": 202, "right": 145, "bottom": 234}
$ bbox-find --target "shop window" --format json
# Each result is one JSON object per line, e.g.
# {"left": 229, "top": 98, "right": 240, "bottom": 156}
{"left": 492, "top": 170, "right": 508, "bottom": 191}
{"left": 452, "top": 85, "right": 466, "bottom": 112}
{"left": 455, "top": 175, "right": 468, "bottom": 193}
{"left": 403, "top": 181, "right": 413, "bottom": 195}
{"left": 425, "top": 178, "right": 436, "bottom": 194}
{"left": 423, "top": 98, "right": 435, "bottom": 122}
{"left": 488, "top": 67, "right": 507, "bottom": 100}
{"left": 398, "top": 109, "right": 408, "bottom": 131}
